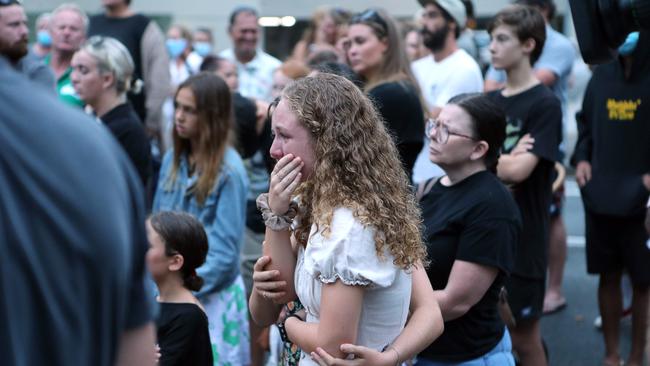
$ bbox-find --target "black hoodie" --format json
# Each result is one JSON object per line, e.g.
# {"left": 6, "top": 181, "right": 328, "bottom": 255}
{"left": 572, "top": 31, "right": 650, "bottom": 216}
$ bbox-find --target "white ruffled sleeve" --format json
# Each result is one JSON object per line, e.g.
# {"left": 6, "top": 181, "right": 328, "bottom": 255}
{"left": 302, "top": 208, "right": 398, "bottom": 288}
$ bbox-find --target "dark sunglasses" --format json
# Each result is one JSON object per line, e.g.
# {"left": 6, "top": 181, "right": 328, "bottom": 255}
{"left": 0, "top": 0, "right": 21, "bottom": 5}
{"left": 351, "top": 9, "right": 389, "bottom": 35}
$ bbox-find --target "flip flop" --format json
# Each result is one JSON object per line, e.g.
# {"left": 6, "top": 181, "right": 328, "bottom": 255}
{"left": 542, "top": 299, "right": 567, "bottom": 315}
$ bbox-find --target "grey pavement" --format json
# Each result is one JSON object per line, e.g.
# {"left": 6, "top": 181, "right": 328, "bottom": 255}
{"left": 540, "top": 178, "right": 641, "bottom": 365}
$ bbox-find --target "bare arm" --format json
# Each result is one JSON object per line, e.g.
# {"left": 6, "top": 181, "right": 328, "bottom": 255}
{"left": 484, "top": 79, "right": 505, "bottom": 92}
{"left": 434, "top": 260, "right": 498, "bottom": 321}
{"left": 535, "top": 69, "right": 558, "bottom": 87}
{"left": 285, "top": 280, "right": 364, "bottom": 358}
{"left": 248, "top": 255, "right": 286, "bottom": 327}
{"left": 114, "top": 323, "right": 156, "bottom": 366}
{"left": 390, "top": 264, "right": 443, "bottom": 359}
{"left": 309, "top": 263, "right": 443, "bottom": 366}
{"left": 262, "top": 154, "right": 303, "bottom": 305}
{"left": 497, "top": 152, "right": 539, "bottom": 185}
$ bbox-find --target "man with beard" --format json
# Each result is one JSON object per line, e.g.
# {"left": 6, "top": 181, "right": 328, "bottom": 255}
{"left": 411, "top": 0, "right": 483, "bottom": 183}
{"left": 0, "top": 0, "right": 54, "bottom": 91}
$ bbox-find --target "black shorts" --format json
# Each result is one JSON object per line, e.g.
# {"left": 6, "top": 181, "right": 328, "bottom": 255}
{"left": 585, "top": 211, "right": 650, "bottom": 286}
{"left": 505, "top": 274, "right": 545, "bottom": 323}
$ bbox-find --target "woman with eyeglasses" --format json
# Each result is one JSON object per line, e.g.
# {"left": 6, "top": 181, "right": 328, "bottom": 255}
{"left": 346, "top": 8, "right": 426, "bottom": 180}
{"left": 311, "top": 94, "right": 521, "bottom": 366}
{"left": 71, "top": 36, "right": 151, "bottom": 186}
{"left": 413, "top": 94, "right": 521, "bottom": 366}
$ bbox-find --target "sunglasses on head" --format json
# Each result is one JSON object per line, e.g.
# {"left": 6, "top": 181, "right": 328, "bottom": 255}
{"left": 0, "top": 0, "right": 21, "bottom": 5}
{"left": 351, "top": 9, "right": 389, "bottom": 35}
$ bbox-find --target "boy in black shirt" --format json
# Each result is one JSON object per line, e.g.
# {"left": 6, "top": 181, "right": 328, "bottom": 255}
{"left": 486, "top": 5, "right": 561, "bottom": 366}
{"left": 572, "top": 31, "right": 650, "bottom": 366}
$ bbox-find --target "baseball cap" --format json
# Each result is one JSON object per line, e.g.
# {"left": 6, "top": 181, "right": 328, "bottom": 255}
{"left": 417, "top": 0, "right": 467, "bottom": 28}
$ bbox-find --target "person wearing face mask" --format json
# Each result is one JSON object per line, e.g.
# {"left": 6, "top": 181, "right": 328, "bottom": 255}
{"left": 193, "top": 27, "right": 214, "bottom": 58}
{"left": 571, "top": 31, "right": 650, "bottom": 366}
{"left": 32, "top": 12, "right": 52, "bottom": 58}
{"left": 162, "top": 24, "right": 200, "bottom": 150}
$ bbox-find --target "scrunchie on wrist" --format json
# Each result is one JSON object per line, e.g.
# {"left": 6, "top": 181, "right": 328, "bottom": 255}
{"left": 256, "top": 193, "right": 299, "bottom": 231}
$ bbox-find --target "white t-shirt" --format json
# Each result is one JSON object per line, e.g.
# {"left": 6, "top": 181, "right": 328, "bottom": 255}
{"left": 410, "top": 49, "right": 483, "bottom": 183}
{"left": 219, "top": 48, "right": 281, "bottom": 102}
{"left": 411, "top": 49, "right": 483, "bottom": 111}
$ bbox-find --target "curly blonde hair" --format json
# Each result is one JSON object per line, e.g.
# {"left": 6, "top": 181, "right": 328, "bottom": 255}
{"left": 282, "top": 73, "right": 427, "bottom": 269}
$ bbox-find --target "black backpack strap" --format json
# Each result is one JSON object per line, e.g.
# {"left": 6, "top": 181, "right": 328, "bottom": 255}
{"left": 415, "top": 176, "right": 441, "bottom": 201}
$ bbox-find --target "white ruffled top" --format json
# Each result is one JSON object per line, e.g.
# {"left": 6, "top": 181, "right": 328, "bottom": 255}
{"left": 294, "top": 207, "right": 412, "bottom": 365}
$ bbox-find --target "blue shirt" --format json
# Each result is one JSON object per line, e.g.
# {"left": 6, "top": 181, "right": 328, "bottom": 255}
{"left": 153, "top": 147, "right": 249, "bottom": 298}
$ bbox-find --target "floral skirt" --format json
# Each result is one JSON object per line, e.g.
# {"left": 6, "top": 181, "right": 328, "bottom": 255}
{"left": 202, "top": 275, "right": 251, "bottom": 366}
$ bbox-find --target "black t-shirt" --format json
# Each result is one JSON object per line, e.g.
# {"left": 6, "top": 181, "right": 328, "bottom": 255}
{"left": 101, "top": 102, "right": 152, "bottom": 185}
{"left": 0, "top": 59, "right": 153, "bottom": 366}
{"left": 368, "top": 81, "right": 425, "bottom": 178}
{"left": 156, "top": 303, "right": 213, "bottom": 366}
{"left": 487, "top": 84, "right": 561, "bottom": 279}
{"left": 419, "top": 171, "right": 521, "bottom": 362}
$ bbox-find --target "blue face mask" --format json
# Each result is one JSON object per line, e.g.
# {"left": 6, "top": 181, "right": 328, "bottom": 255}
{"left": 618, "top": 32, "right": 639, "bottom": 56}
{"left": 193, "top": 42, "right": 212, "bottom": 57}
{"left": 166, "top": 38, "right": 187, "bottom": 59}
{"left": 37, "top": 30, "right": 52, "bottom": 47}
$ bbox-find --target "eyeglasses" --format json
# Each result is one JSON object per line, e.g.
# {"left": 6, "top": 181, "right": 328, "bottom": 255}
{"left": 351, "top": 9, "right": 388, "bottom": 35}
{"left": 0, "top": 0, "right": 21, "bottom": 5}
{"left": 426, "top": 118, "right": 477, "bottom": 144}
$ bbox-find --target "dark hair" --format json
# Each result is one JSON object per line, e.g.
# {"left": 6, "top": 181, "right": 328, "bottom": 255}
{"left": 487, "top": 5, "right": 546, "bottom": 65}
{"left": 228, "top": 6, "right": 258, "bottom": 29}
{"left": 195, "top": 26, "right": 214, "bottom": 42}
{"left": 306, "top": 50, "right": 339, "bottom": 67}
{"left": 311, "top": 61, "right": 363, "bottom": 88}
{"left": 199, "top": 55, "right": 227, "bottom": 72}
{"left": 149, "top": 211, "right": 209, "bottom": 292}
{"left": 515, "top": 0, "right": 555, "bottom": 20}
{"left": 448, "top": 93, "right": 506, "bottom": 173}
{"left": 461, "top": 0, "right": 475, "bottom": 19}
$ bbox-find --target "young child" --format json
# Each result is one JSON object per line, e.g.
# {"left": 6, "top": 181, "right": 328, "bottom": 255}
{"left": 147, "top": 211, "right": 213, "bottom": 366}
{"left": 486, "top": 5, "right": 562, "bottom": 366}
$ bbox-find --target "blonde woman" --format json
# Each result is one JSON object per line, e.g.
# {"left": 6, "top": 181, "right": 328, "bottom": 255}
{"left": 71, "top": 36, "right": 150, "bottom": 185}
{"left": 249, "top": 73, "right": 442, "bottom": 365}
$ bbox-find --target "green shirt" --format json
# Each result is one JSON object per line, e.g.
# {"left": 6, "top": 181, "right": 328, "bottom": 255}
{"left": 44, "top": 54, "right": 84, "bottom": 108}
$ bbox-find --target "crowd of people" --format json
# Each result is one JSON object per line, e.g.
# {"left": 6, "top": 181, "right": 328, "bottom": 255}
{"left": 1, "top": 0, "right": 649, "bottom": 365}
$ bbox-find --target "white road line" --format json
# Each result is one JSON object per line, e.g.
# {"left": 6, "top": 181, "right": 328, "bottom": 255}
{"left": 567, "top": 235, "right": 586, "bottom": 247}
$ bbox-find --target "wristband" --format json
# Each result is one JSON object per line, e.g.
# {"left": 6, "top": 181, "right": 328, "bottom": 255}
{"left": 277, "top": 313, "right": 304, "bottom": 344}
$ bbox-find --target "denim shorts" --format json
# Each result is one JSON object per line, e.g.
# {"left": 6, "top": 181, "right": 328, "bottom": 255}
{"left": 415, "top": 329, "right": 515, "bottom": 366}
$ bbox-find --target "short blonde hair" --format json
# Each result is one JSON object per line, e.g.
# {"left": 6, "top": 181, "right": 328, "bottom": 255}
{"left": 80, "top": 36, "right": 137, "bottom": 95}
